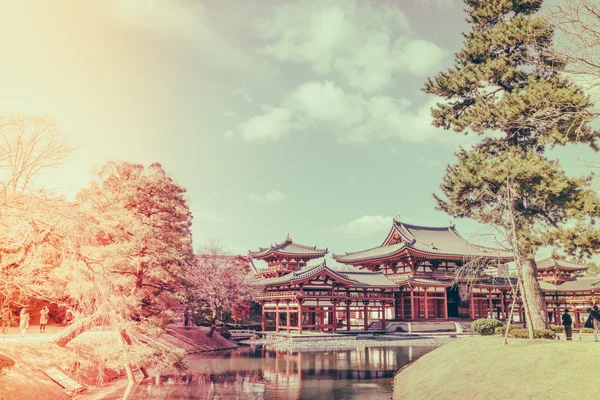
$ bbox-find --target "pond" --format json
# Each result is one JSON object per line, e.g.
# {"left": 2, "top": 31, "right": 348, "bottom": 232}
{"left": 132, "top": 345, "right": 436, "bottom": 400}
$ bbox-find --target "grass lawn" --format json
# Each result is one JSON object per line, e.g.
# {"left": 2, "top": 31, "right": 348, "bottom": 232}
{"left": 394, "top": 336, "right": 600, "bottom": 400}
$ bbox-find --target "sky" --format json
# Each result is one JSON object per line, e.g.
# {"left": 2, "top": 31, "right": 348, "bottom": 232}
{"left": 0, "top": 0, "right": 598, "bottom": 266}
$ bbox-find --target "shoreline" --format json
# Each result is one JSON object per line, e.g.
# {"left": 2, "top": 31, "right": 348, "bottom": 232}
{"left": 240, "top": 335, "right": 461, "bottom": 351}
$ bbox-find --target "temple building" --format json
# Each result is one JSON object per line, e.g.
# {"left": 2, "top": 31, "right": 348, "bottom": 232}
{"left": 333, "top": 219, "right": 515, "bottom": 322}
{"left": 250, "top": 219, "right": 598, "bottom": 332}
{"left": 249, "top": 233, "right": 327, "bottom": 279}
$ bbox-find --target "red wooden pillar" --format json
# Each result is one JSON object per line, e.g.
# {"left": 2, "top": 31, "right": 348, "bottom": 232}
{"left": 363, "top": 301, "right": 369, "bottom": 331}
{"left": 381, "top": 301, "right": 386, "bottom": 330}
{"left": 332, "top": 302, "right": 337, "bottom": 333}
{"left": 500, "top": 291, "right": 506, "bottom": 320}
{"left": 261, "top": 303, "right": 266, "bottom": 331}
{"left": 286, "top": 302, "right": 290, "bottom": 333}
{"left": 275, "top": 301, "right": 280, "bottom": 333}
{"left": 519, "top": 305, "right": 523, "bottom": 323}
{"left": 443, "top": 287, "right": 448, "bottom": 319}
{"left": 470, "top": 289, "right": 475, "bottom": 319}
{"left": 400, "top": 291, "right": 405, "bottom": 320}
{"left": 424, "top": 287, "right": 429, "bottom": 320}
{"left": 346, "top": 301, "right": 351, "bottom": 331}
{"left": 488, "top": 290, "right": 493, "bottom": 319}
{"left": 410, "top": 287, "right": 415, "bottom": 320}
{"left": 298, "top": 304, "right": 303, "bottom": 334}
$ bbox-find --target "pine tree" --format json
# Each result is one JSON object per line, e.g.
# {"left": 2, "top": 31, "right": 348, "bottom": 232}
{"left": 424, "top": 0, "right": 600, "bottom": 332}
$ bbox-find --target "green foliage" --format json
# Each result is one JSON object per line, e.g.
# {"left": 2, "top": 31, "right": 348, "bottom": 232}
{"left": 495, "top": 325, "right": 521, "bottom": 335}
{"left": 424, "top": 0, "right": 600, "bottom": 258}
{"left": 472, "top": 318, "right": 504, "bottom": 335}
{"left": 551, "top": 325, "right": 564, "bottom": 333}
{"left": 580, "top": 328, "right": 594, "bottom": 334}
{"left": 510, "top": 328, "right": 556, "bottom": 339}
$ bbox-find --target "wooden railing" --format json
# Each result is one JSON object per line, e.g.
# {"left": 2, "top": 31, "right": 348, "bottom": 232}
{"left": 230, "top": 329, "right": 255, "bottom": 338}
{"left": 256, "top": 291, "right": 297, "bottom": 299}
{"left": 565, "top": 296, "right": 600, "bottom": 303}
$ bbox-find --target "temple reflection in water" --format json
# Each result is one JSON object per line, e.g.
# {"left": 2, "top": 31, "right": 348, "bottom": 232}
{"left": 133, "top": 345, "right": 434, "bottom": 400}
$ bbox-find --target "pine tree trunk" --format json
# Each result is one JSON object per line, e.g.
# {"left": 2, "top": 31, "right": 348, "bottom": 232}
{"left": 522, "top": 257, "right": 548, "bottom": 331}
{"left": 52, "top": 313, "right": 104, "bottom": 347}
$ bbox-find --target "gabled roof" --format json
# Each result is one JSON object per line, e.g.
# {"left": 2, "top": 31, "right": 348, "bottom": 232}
{"left": 248, "top": 233, "right": 327, "bottom": 259}
{"left": 333, "top": 219, "right": 513, "bottom": 264}
{"left": 536, "top": 256, "right": 588, "bottom": 272}
{"left": 541, "top": 277, "right": 600, "bottom": 292}
{"left": 255, "top": 261, "right": 397, "bottom": 288}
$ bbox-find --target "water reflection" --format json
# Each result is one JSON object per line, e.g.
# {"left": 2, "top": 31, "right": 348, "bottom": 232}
{"left": 133, "top": 345, "right": 435, "bottom": 400}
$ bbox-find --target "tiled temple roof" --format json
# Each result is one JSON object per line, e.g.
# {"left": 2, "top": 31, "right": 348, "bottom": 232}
{"left": 333, "top": 219, "right": 513, "bottom": 264}
{"left": 248, "top": 233, "right": 327, "bottom": 259}
{"left": 255, "top": 261, "right": 397, "bottom": 288}
{"left": 536, "top": 256, "right": 589, "bottom": 272}
{"left": 540, "top": 277, "right": 600, "bottom": 292}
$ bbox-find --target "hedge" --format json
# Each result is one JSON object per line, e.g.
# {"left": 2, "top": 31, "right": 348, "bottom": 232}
{"left": 551, "top": 325, "right": 564, "bottom": 333}
{"left": 471, "top": 318, "right": 503, "bottom": 336}
{"left": 495, "top": 325, "right": 521, "bottom": 335}
{"left": 509, "top": 328, "right": 556, "bottom": 339}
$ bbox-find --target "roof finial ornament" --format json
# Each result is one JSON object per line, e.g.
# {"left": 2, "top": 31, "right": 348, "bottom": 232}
{"left": 394, "top": 215, "right": 401, "bottom": 221}
{"left": 285, "top": 232, "right": 291, "bottom": 242}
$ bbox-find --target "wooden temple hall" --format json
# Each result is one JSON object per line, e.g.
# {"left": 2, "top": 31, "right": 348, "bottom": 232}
{"left": 250, "top": 219, "right": 598, "bottom": 333}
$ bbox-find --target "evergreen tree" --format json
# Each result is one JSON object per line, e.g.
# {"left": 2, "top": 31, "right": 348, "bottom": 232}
{"left": 424, "top": 0, "right": 600, "bottom": 332}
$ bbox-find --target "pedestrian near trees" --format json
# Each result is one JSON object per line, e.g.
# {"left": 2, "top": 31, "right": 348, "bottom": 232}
{"left": 562, "top": 309, "right": 573, "bottom": 341}
{"left": 1, "top": 306, "right": 13, "bottom": 334}
{"left": 19, "top": 308, "right": 30, "bottom": 338}
{"left": 591, "top": 306, "right": 600, "bottom": 342}
{"left": 40, "top": 306, "right": 49, "bottom": 333}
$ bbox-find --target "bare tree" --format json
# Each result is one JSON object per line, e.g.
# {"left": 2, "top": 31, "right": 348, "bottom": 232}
{"left": 0, "top": 114, "right": 73, "bottom": 200}
{"left": 545, "top": 0, "right": 600, "bottom": 91}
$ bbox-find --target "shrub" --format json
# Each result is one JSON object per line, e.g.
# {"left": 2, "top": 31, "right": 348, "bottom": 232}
{"left": 0, "top": 354, "right": 15, "bottom": 374}
{"left": 495, "top": 325, "right": 521, "bottom": 335}
{"left": 510, "top": 328, "right": 556, "bottom": 339}
{"left": 471, "top": 318, "right": 503, "bottom": 336}
{"left": 551, "top": 325, "right": 564, "bottom": 333}
{"left": 221, "top": 331, "right": 232, "bottom": 340}
{"left": 580, "top": 328, "right": 593, "bottom": 334}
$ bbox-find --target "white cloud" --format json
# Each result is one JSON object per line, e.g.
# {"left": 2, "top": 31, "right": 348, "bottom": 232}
{"left": 415, "top": 0, "right": 458, "bottom": 11}
{"left": 233, "top": 86, "right": 254, "bottom": 103}
{"left": 256, "top": 0, "right": 446, "bottom": 93}
{"left": 231, "top": 81, "right": 469, "bottom": 145}
{"left": 284, "top": 81, "right": 365, "bottom": 126}
{"left": 322, "top": 215, "right": 392, "bottom": 238}
{"left": 223, "top": 130, "right": 235, "bottom": 139}
{"left": 249, "top": 190, "right": 286, "bottom": 204}
{"left": 108, "top": 0, "right": 206, "bottom": 36}
{"left": 235, "top": 106, "right": 299, "bottom": 142}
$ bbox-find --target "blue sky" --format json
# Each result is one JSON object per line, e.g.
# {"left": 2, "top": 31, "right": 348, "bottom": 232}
{"left": 0, "top": 0, "right": 597, "bottom": 264}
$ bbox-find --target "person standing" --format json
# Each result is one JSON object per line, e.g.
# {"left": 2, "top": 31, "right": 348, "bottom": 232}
{"left": 1, "top": 306, "right": 13, "bottom": 334}
{"left": 591, "top": 305, "right": 600, "bottom": 342}
{"left": 562, "top": 309, "right": 573, "bottom": 341}
{"left": 19, "top": 308, "right": 30, "bottom": 338}
{"left": 39, "top": 306, "right": 49, "bottom": 333}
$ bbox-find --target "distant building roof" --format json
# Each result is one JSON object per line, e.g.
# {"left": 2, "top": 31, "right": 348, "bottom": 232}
{"left": 333, "top": 219, "right": 513, "bottom": 264}
{"left": 248, "top": 233, "right": 327, "bottom": 259}
{"left": 536, "top": 256, "right": 589, "bottom": 272}
{"left": 541, "top": 277, "right": 600, "bottom": 292}
{"left": 255, "top": 261, "right": 397, "bottom": 288}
